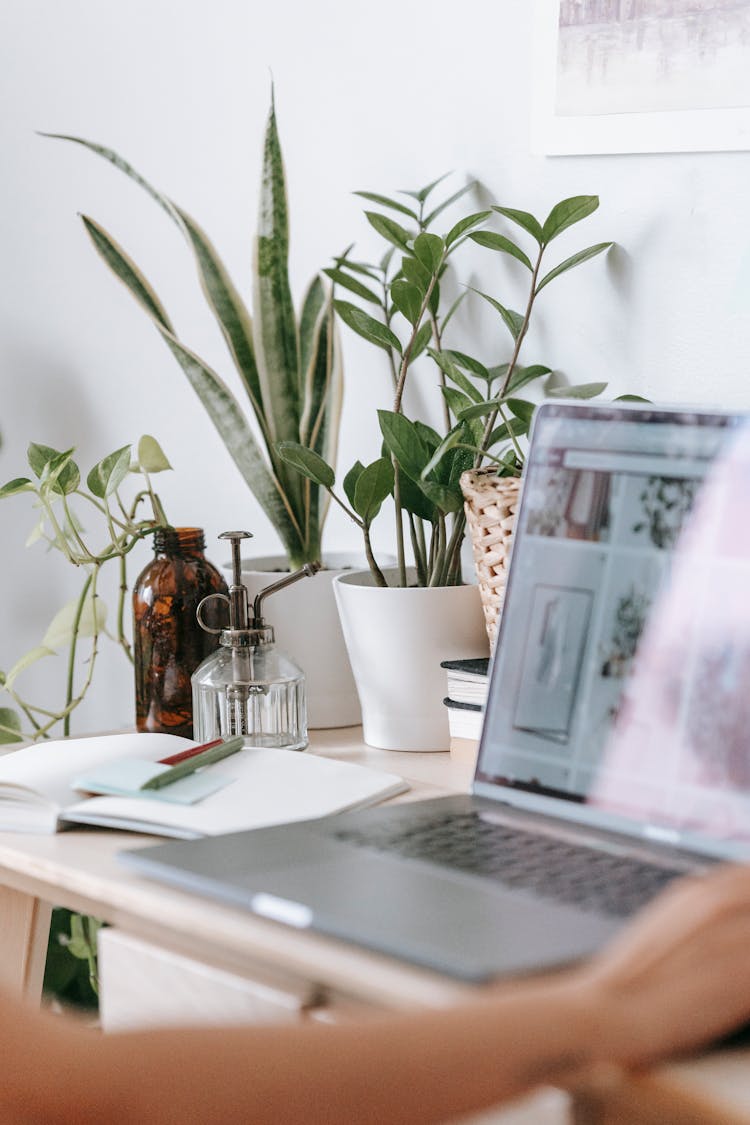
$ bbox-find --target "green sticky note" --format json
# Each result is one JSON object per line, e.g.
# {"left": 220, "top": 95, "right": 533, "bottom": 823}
{"left": 72, "top": 760, "right": 231, "bottom": 805}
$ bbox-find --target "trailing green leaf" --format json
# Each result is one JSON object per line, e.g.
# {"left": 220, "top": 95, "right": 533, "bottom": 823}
{"left": 137, "top": 435, "right": 172, "bottom": 473}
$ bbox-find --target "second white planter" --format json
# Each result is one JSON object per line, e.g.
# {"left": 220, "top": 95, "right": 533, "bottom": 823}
{"left": 333, "top": 569, "right": 489, "bottom": 752}
{"left": 237, "top": 553, "right": 364, "bottom": 730}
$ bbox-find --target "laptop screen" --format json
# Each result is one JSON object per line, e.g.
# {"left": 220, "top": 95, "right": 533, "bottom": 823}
{"left": 475, "top": 402, "right": 750, "bottom": 856}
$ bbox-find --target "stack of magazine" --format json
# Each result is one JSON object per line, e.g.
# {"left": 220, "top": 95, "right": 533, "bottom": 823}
{"left": 441, "top": 657, "right": 490, "bottom": 761}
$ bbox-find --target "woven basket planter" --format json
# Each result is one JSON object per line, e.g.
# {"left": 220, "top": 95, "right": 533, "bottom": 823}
{"left": 460, "top": 468, "right": 521, "bottom": 652}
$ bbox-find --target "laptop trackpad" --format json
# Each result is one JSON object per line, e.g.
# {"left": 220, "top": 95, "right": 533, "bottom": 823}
{"left": 241, "top": 849, "right": 620, "bottom": 982}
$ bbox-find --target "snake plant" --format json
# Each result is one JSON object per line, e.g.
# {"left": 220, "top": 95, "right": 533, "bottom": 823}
{"left": 44, "top": 96, "right": 343, "bottom": 569}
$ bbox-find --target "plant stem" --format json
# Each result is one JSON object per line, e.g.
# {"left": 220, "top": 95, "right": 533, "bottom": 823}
{"left": 408, "top": 514, "right": 427, "bottom": 586}
{"left": 474, "top": 245, "right": 544, "bottom": 469}
{"left": 117, "top": 554, "right": 133, "bottom": 664}
{"left": 362, "top": 524, "right": 388, "bottom": 587}
{"left": 429, "top": 514, "right": 447, "bottom": 587}
{"left": 429, "top": 309, "right": 452, "bottom": 434}
{"left": 392, "top": 465, "right": 407, "bottom": 587}
{"left": 63, "top": 570, "right": 95, "bottom": 737}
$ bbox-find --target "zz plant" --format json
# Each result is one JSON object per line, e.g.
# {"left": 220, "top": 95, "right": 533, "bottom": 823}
{"left": 44, "top": 93, "right": 342, "bottom": 570}
{"left": 279, "top": 177, "right": 615, "bottom": 587}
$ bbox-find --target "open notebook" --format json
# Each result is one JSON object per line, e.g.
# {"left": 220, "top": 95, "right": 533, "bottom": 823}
{"left": 0, "top": 733, "right": 408, "bottom": 837}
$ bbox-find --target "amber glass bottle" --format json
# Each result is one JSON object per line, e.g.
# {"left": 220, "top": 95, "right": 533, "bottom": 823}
{"left": 133, "top": 527, "right": 227, "bottom": 738}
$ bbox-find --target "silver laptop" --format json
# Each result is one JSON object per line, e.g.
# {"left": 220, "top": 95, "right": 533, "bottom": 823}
{"left": 122, "top": 402, "right": 750, "bottom": 982}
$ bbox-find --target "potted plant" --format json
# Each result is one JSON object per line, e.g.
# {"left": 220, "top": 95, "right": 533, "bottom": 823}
{"left": 278, "top": 180, "right": 616, "bottom": 748}
{"left": 44, "top": 94, "right": 360, "bottom": 727}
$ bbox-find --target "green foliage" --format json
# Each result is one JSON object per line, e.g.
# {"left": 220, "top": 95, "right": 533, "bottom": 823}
{"left": 293, "top": 178, "right": 616, "bottom": 587}
{"left": 44, "top": 93, "right": 342, "bottom": 569}
{"left": 44, "top": 908, "right": 102, "bottom": 1009}
{"left": 0, "top": 436, "right": 171, "bottom": 741}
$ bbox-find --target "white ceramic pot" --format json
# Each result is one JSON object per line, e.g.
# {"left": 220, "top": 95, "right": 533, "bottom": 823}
{"left": 237, "top": 553, "right": 364, "bottom": 730}
{"left": 333, "top": 568, "right": 489, "bottom": 751}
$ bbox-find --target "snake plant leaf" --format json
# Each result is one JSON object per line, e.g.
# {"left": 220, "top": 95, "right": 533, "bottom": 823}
{"left": 136, "top": 435, "right": 172, "bottom": 473}
{"left": 541, "top": 196, "right": 599, "bottom": 245}
{"left": 276, "top": 442, "right": 335, "bottom": 489}
{"left": 353, "top": 191, "right": 419, "bottom": 221}
{"left": 80, "top": 216, "right": 302, "bottom": 554}
{"left": 334, "top": 300, "right": 402, "bottom": 353}
{"left": 172, "top": 205, "right": 263, "bottom": 430}
{"left": 365, "top": 212, "right": 413, "bottom": 254}
{"left": 46, "top": 136, "right": 263, "bottom": 430}
{"left": 352, "top": 457, "right": 394, "bottom": 522}
{"left": 299, "top": 276, "right": 327, "bottom": 409}
{"left": 87, "top": 445, "right": 131, "bottom": 499}
{"left": 546, "top": 381, "right": 608, "bottom": 400}
{"left": 4, "top": 646, "right": 56, "bottom": 690}
{"left": 299, "top": 282, "right": 343, "bottom": 509}
{"left": 81, "top": 217, "right": 174, "bottom": 332}
{"left": 253, "top": 99, "right": 300, "bottom": 454}
{"left": 491, "top": 206, "right": 544, "bottom": 244}
{"left": 40, "top": 133, "right": 178, "bottom": 223}
{"left": 0, "top": 707, "right": 23, "bottom": 745}
{"left": 470, "top": 230, "right": 533, "bottom": 271}
{"left": 535, "top": 242, "right": 613, "bottom": 295}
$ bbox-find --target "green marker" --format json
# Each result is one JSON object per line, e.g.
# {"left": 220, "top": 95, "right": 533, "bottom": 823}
{"left": 141, "top": 736, "right": 244, "bottom": 791}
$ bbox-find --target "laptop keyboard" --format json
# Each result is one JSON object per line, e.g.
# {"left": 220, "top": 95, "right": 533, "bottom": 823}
{"left": 336, "top": 811, "right": 683, "bottom": 918}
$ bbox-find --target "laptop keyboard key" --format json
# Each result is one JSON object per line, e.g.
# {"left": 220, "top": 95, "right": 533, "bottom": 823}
{"left": 335, "top": 812, "right": 682, "bottom": 918}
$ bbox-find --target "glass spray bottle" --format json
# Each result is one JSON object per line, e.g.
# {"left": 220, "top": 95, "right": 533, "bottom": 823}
{"left": 191, "top": 531, "right": 320, "bottom": 751}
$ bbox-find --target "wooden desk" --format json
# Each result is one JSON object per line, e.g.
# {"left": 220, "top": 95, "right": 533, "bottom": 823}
{"left": 0, "top": 728, "right": 747, "bottom": 1124}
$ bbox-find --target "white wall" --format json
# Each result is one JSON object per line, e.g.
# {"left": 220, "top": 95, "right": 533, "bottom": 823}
{"left": 2, "top": 0, "right": 750, "bottom": 736}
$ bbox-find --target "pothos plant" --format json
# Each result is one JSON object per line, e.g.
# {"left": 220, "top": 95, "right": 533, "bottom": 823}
{"left": 0, "top": 435, "right": 172, "bottom": 745}
{"left": 278, "top": 176, "right": 616, "bottom": 587}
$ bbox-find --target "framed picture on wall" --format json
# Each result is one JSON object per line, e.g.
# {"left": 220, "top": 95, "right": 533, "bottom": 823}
{"left": 532, "top": 0, "right": 750, "bottom": 154}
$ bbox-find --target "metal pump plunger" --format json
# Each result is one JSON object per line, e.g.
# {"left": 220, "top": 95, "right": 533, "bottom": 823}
{"left": 196, "top": 531, "right": 321, "bottom": 647}
{"left": 193, "top": 531, "right": 320, "bottom": 744}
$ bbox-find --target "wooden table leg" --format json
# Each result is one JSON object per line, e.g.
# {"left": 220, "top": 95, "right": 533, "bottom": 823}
{"left": 0, "top": 887, "right": 52, "bottom": 1005}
